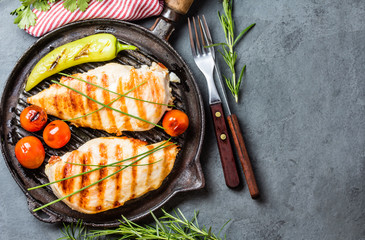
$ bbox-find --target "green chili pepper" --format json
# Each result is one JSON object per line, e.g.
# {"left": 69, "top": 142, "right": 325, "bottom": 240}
{"left": 25, "top": 33, "right": 137, "bottom": 91}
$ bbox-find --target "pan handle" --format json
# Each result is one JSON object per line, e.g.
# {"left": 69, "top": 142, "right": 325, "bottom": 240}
{"left": 150, "top": 0, "right": 194, "bottom": 41}
{"left": 27, "top": 197, "right": 61, "bottom": 223}
{"left": 174, "top": 159, "right": 205, "bottom": 192}
{"left": 165, "top": 0, "right": 194, "bottom": 15}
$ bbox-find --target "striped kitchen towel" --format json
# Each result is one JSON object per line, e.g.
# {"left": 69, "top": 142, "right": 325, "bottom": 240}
{"left": 25, "top": 0, "right": 164, "bottom": 37}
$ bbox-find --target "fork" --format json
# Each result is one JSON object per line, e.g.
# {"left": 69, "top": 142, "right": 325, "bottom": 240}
{"left": 188, "top": 16, "right": 240, "bottom": 188}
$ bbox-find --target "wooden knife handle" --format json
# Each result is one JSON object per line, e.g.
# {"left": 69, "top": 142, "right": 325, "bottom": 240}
{"left": 165, "top": 0, "right": 194, "bottom": 15}
{"left": 227, "top": 114, "right": 260, "bottom": 198}
{"left": 210, "top": 103, "right": 240, "bottom": 188}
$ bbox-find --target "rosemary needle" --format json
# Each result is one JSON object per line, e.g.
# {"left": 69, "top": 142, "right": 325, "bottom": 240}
{"left": 51, "top": 80, "right": 164, "bottom": 129}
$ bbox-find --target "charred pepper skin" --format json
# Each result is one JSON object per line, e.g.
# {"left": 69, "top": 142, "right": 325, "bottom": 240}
{"left": 25, "top": 33, "right": 137, "bottom": 91}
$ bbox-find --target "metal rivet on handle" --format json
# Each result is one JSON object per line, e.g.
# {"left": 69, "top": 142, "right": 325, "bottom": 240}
{"left": 215, "top": 111, "right": 221, "bottom": 117}
{"left": 220, "top": 133, "right": 227, "bottom": 140}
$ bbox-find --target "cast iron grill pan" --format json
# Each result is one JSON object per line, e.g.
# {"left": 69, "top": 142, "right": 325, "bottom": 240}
{"left": 0, "top": 19, "right": 205, "bottom": 227}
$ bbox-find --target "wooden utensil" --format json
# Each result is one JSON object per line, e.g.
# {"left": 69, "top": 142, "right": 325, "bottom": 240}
{"left": 200, "top": 16, "right": 260, "bottom": 198}
{"left": 227, "top": 115, "right": 259, "bottom": 198}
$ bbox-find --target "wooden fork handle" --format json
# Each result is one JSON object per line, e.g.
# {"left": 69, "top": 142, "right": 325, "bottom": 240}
{"left": 227, "top": 114, "right": 260, "bottom": 199}
{"left": 210, "top": 103, "right": 240, "bottom": 188}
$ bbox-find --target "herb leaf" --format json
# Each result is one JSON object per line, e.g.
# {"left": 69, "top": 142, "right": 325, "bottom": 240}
{"left": 11, "top": 0, "right": 105, "bottom": 30}
{"left": 77, "top": 0, "right": 91, "bottom": 12}
{"left": 234, "top": 23, "right": 256, "bottom": 47}
{"left": 13, "top": 6, "right": 36, "bottom": 29}
{"left": 33, "top": 1, "right": 51, "bottom": 11}
{"left": 63, "top": 0, "right": 77, "bottom": 12}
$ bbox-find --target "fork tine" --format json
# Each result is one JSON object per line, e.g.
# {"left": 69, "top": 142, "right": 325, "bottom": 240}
{"left": 201, "top": 15, "right": 213, "bottom": 46}
{"left": 192, "top": 17, "right": 202, "bottom": 55}
{"left": 188, "top": 18, "right": 197, "bottom": 57}
{"left": 199, "top": 15, "right": 216, "bottom": 59}
{"left": 197, "top": 16, "right": 208, "bottom": 55}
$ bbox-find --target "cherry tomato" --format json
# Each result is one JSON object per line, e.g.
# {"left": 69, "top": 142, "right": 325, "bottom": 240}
{"left": 162, "top": 110, "right": 189, "bottom": 137}
{"left": 15, "top": 136, "right": 45, "bottom": 169}
{"left": 43, "top": 120, "right": 71, "bottom": 149}
{"left": 20, "top": 105, "right": 47, "bottom": 132}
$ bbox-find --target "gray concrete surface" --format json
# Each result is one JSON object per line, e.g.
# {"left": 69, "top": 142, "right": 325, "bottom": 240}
{"left": 0, "top": 0, "right": 364, "bottom": 239}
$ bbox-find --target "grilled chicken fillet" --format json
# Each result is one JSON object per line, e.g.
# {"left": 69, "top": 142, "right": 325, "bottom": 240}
{"left": 45, "top": 137, "right": 178, "bottom": 214}
{"left": 28, "top": 62, "right": 172, "bottom": 135}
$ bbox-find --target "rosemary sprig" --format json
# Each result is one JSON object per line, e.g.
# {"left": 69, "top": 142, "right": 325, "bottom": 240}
{"left": 51, "top": 80, "right": 164, "bottom": 129}
{"left": 28, "top": 140, "right": 171, "bottom": 191}
{"left": 59, "top": 220, "right": 87, "bottom": 240}
{"left": 32, "top": 141, "right": 174, "bottom": 212}
{"left": 60, "top": 209, "right": 228, "bottom": 240}
{"left": 215, "top": 0, "right": 255, "bottom": 103}
{"left": 63, "top": 80, "right": 147, "bottom": 122}
{"left": 59, "top": 72, "right": 174, "bottom": 107}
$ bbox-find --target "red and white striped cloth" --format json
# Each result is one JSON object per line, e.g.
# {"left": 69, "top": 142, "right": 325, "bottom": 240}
{"left": 25, "top": 0, "right": 164, "bottom": 37}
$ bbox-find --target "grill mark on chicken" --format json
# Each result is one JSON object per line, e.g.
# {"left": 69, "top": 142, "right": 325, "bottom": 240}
{"left": 57, "top": 81, "right": 68, "bottom": 119}
{"left": 74, "top": 78, "right": 87, "bottom": 126}
{"left": 130, "top": 140, "right": 138, "bottom": 200}
{"left": 59, "top": 78, "right": 71, "bottom": 122}
{"left": 61, "top": 76, "right": 79, "bottom": 125}
{"left": 62, "top": 152, "right": 77, "bottom": 196}
{"left": 113, "top": 145, "right": 123, "bottom": 207}
{"left": 117, "top": 76, "right": 132, "bottom": 131}
{"left": 67, "top": 152, "right": 79, "bottom": 204}
{"left": 148, "top": 72, "right": 156, "bottom": 101}
{"left": 101, "top": 73, "right": 117, "bottom": 133}
{"left": 146, "top": 145, "right": 155, "bottom": 191}
{"left": 85, "top": 75, "right": 102, "bottom": 129}
{"left": 53, "top": 91, "right": 62, "bottom": 118}
{"left": 61, "top": 163, "right": 70, "bottom": 193}
{"left": 97, "top": 143, "right": 108, "bottom": 211}
{"left": 162, "top": 146, "right": 170, "bottom": 180}
{"left": 78, "top": 153, "right": 87, "bottom": 209}
{"left": 151, "top": 73, "right": 164, "bottom": 120}
{"left": 133, "top": 70, "right": 148, "bottom": 129}
{"left": 69, "top": 84, "right": 79, "bottom": 114}
{"left": 128, "top": 69, "right": 137, "bottom": 128}
{"left": 82, "top": 152, "right": 92, "bottom": 209}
